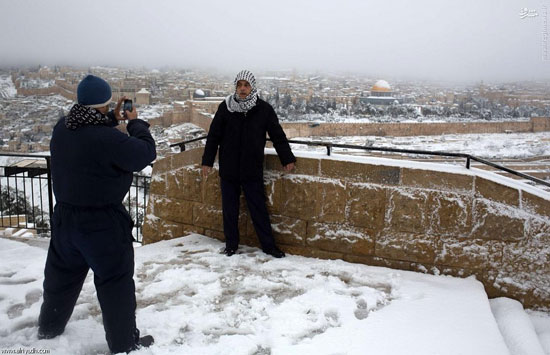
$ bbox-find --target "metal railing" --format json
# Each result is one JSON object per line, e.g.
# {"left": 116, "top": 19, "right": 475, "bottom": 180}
{"left": 171, "top": 135, "right": 550, "bottom": 189}
{"left": 0, "top": 153, "right": 151, "bottom": 242}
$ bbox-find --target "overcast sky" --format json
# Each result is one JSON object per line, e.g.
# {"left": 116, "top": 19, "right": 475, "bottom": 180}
{"left": 0, "top": 0, "right": 548, "bottom": 83}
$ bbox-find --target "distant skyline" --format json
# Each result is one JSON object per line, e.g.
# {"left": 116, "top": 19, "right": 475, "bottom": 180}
{"left": 1, "top": 0, "right": 549, "bottom": 83}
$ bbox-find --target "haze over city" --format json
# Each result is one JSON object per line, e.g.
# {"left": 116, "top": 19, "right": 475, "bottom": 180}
{"left": 1, "top": 0, "right": 549, "bottom": 83}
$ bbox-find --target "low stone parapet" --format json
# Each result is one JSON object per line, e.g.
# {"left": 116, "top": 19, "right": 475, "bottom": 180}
{"left": 143, "top": 148, "right": 550, "bottom": 309}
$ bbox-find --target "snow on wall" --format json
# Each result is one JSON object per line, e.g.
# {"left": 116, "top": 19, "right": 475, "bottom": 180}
{"left": 144, "top": 148, "right": 550, "bottom": 309}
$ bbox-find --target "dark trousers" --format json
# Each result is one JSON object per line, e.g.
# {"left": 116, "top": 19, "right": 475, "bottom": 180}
{"left": 38, "top": 203, "right": 138, "bottom": 353}
{"left": 221, "top": 178, "right": 277, "bottom": 251}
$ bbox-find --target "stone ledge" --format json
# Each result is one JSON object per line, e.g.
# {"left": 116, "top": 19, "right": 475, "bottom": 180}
{"left": 475, "top": 176, "right": 519, "bottom": 206}
{"left": 401, "top": 168, "right": 474, "bottom": 193}
{"left": 522, "top": 191, "right": 550, "bottom": 219}
{"left": 321, "top": 159, "right": 400, "bottom": 185}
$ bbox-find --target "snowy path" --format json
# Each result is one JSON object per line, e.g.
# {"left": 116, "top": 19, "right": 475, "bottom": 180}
{"left": 0, "top": 234, "right": 543, "bottom": 355}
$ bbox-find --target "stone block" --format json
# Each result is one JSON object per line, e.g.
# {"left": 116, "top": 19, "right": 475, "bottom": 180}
{"left": 321, "top": 159, "right": 400, "bottom": 185}
{"left": 387, "top": 189, "right": 430, "bottom": 234}
{"left": 343, "top": 254, "right": 416, "bottom": 272}
{"left": 501, "top": 244, "right": 550, "bottom": 274}
{"left": 427, "top": 192, "right": 472, "bottom": 237}
{"left": 525, "top": 217, "right": 550, "bottom": 245}
{"left": 280, "top": 176, "right": 318, "bottom": 220}
{"left": 483, "top": 270, "right": 550, "bottom": 309}
{"left": 193, "top": 203, "right": 223, "bottom": 231}
{"left": 347, "top": 184, "right": 387, "bottom": 230}
{"left": 142, "top": 217, "right": 184, "bottom": 244}
{"left": 471, "top": 200, "right": 525, "bottom": 242}
{"left": 475, "top": 176, "right": 519, "bottom": 206}
{"left": 315, "top": 179, "right": 348, "bottom": 223}
{"left": 282, "top": 245, "right": 344, "bottom": 260}
{"left": 264, "top": 176, "right": 282, "bottom": 215}
{"left": 141, "top": 216, "right": 160, "bottom": 244}
{"left": 401, "top": 168, "right": 473, "bottom": 193}
{"left": 375, "top": 232, "right": 437, "bottom": 264}
{"left": 153, "top": 197, "right": 194, "bottom": 224}
{"left": 149, "top": 175, "right": 167, "bottom": 195}
{"left": 171, "top": 148, "right": 203, "bottom": 169}
{"left": 306, "top": 222, "right": 374, "bottom": 256}
{"left": 522, "top": 192, "right": 550, "bottom": 218}
{"left": 271, "top": 215, "right": 307, "bottom": 246}
{"left": 293, "top": 157, "right": 321, "bottom": 176}
{"left": 166, "top": 167, "right": 202, "bottom": 202}
{"left": 240, "top": 234, "right": 262, "bottom": 248}
{"left": 264, "top": 154, "right": 281, "bottom": 171}
{"left": 151, "top": 156, "right": 171, "bottom": 175}
{"left": 204, "top": 229, "right": 225, "bottom": 242}
{"left": 435, "top": 237, "right": 504, "bottom": 269}
{"left": 202, "top": 173, "right": 222, "bottom": 208}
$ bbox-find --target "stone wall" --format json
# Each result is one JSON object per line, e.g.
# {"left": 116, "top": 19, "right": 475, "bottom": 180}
{"left": 143, "top": 149, "right": 550, "bottom": 309}
{"left": 157, "top": 100, "right": 550, "bottom": 138}
{"left": 280, "top": 117, "right": 550, "bottom": 138}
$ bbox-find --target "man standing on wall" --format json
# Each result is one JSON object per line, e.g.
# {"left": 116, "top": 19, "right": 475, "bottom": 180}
{"left": 201, "top": 70, "right": 295, "bottom": 258}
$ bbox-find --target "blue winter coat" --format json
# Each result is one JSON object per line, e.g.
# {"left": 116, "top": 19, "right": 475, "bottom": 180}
{"left": 50, "top": 113, "right": 156, "bottom": 207}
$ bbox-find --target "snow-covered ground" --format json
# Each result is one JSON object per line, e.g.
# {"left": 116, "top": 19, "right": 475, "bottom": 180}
{"left": 293, "top": 131, "right": 550, "bottom": 159}
{"left": 0, "top": 74, "right": 17, "bottom": 99}
{"left": 137, "top": 104, "right": 173, "bottom": 122}
{"left": 1, "top": 234, "right": 548, "bottom": 355}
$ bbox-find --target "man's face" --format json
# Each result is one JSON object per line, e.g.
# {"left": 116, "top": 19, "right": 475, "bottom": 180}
{"left": 236, "top": 80, "right": 252, "bottom": 99}
{"left": 95, "top": 105, "right": 109, "bottom": 115}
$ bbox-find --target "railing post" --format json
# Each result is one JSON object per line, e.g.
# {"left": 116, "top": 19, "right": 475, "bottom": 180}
{"left": 466, "top": 156, "right": 471, "bottom": 169}
{"left": 326, "top": 144, "right": 332, "bottom": 156}
{"left": 45, "top": 156, "right": 54, "bottom": 231}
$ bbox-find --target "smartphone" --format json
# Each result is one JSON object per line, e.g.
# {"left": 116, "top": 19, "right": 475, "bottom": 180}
{"left": 123, "top": 99, "right": 133, "bottom": 112}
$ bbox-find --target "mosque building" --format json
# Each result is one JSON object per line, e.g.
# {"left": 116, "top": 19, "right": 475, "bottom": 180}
{"left": 360, "top": 80, "right": 400, "bottom": 105}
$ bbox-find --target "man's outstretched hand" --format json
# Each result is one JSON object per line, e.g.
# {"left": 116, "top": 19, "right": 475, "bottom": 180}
{"left": 202, "top": 165, "right": 212, "bottom": 178}
{"left": 283, "top": 162, "right": 295, "bottom": 172}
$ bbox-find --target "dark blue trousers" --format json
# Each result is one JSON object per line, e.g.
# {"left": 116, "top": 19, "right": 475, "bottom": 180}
{"left": 38, "top": 203, "right": 138, "bottom": 353}
{"left": 220, "top": 179, "right": 277, "bottom": 251}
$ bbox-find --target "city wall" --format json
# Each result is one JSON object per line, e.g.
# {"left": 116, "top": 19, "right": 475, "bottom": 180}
{"left": 143, "top": 148, "right": 550, "bottom": 309}
{"left": 280, "top": 117, "right": 550, "bottom": 138}
{"left": 167, "top": 104, "right": 550, "bottom": 138}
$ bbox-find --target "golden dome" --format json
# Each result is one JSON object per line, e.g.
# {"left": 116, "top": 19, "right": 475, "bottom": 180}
{"left": 371, "top": 80, "right": 392, "bottom": 92}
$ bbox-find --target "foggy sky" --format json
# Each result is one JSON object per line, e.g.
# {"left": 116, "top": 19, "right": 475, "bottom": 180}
{"left": 1, "top": 0, "right": 549, "bottom": 83}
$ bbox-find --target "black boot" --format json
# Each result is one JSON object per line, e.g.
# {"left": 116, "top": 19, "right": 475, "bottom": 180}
{"left": 263, "top": 247, "right": 285, "bottom": 258}
{"left": 223, "top": 247, "right": 237, "bottom": 257}
{"left": 37, "top": 328, "right": 64, "bottom": 340}
{"left": 137, "top": 335, "right": 155, "bottom": 348}
{"left": 127, "top": 329, "right": 154, "bottom": 353}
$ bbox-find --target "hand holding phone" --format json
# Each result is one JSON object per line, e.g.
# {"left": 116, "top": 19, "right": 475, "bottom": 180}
{"left": 123, "top": 99, "right": 133, "bottom": 112}
{"left": 122, "top": 99, "right": 137, "bottom": 120}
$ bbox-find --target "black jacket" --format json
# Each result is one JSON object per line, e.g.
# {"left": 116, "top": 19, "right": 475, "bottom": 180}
{"left": 202, "top": 98, "right": 295, "bottom": 182}
{"left": 50, "top": 113, "right": 156, "bottom": 207}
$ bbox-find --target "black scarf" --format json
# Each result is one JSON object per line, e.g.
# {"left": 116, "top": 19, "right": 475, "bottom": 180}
{"left": 65, "top": 104, "right": 110, "bottom": 130}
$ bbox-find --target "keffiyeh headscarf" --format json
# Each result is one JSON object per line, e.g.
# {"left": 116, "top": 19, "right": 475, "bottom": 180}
{"left": 225, "top": 70, "right": 258, "bottom": 113}
{"left": 65, "top": 104, "right": 110, "bottom": 130}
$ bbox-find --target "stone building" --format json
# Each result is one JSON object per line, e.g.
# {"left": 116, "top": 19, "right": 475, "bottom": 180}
{"left": 136, "top": 88, "right": 151, "bottom": 105}
{"left": 360, "top": 80, "right": 400, "bottom": 105}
